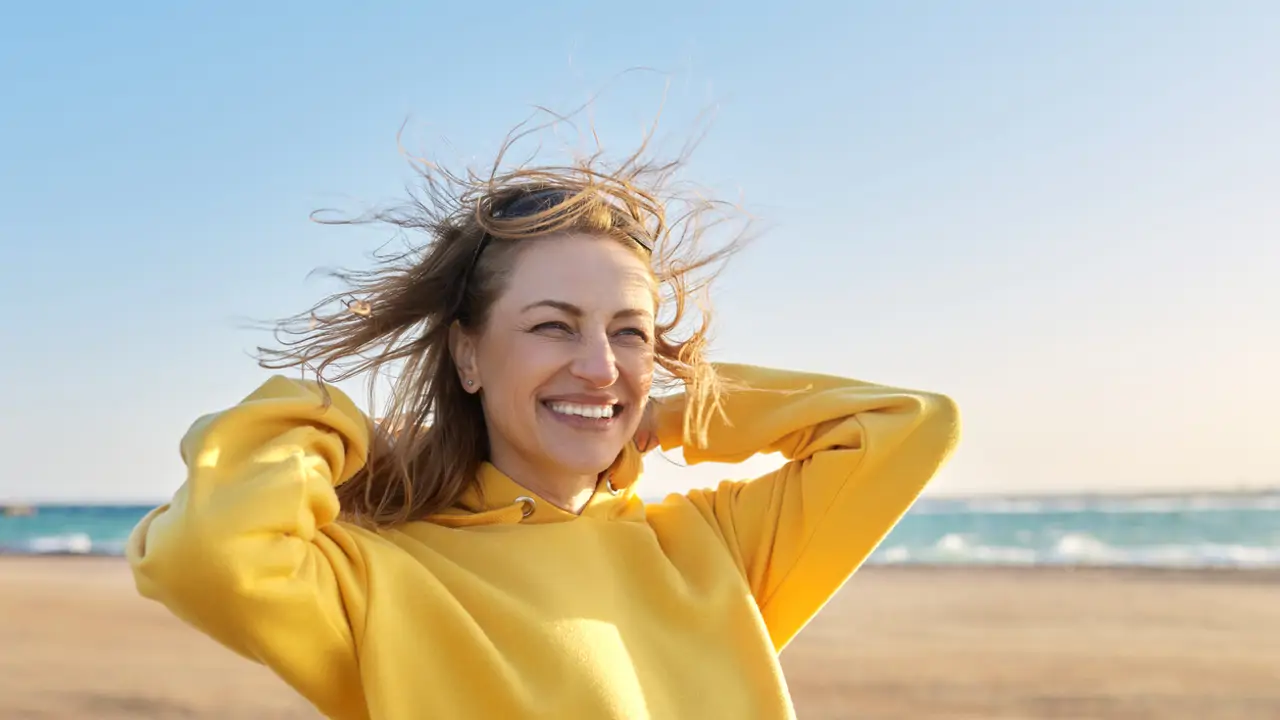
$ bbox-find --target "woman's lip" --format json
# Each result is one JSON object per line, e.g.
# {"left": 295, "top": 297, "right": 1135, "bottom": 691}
{"left": 540, "top": 400, "right": 625, "bottom": 412}
{"left": 540, "top": 396, "right": 622, "bottom": 405}
{"left": 539, "top": 402, "right": 621, "bottom": 430}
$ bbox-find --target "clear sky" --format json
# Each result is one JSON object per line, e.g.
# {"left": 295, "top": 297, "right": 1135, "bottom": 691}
{"left": 2, "top": 2, "right": 1277, "bottom": 503}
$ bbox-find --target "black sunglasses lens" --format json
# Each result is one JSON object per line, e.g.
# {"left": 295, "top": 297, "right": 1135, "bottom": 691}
{"left": 495, "top": 189, "right": 570, "bottom": 219}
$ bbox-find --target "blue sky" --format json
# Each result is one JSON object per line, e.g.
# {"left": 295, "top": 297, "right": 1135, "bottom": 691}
{"left": 2, "top": 2, "right": 1277, "bottom": 502}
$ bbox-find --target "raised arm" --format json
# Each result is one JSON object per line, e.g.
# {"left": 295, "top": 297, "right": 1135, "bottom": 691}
{"left": 126, "top": 377, "right": 373, "bottom": 720}
{"left": 653, "top": 363, "right": 960, "bottom": 650}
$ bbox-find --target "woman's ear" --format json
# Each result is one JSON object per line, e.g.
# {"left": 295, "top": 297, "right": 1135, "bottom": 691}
{"left": 448, "top": 320, "right": 481, "bottom": 392}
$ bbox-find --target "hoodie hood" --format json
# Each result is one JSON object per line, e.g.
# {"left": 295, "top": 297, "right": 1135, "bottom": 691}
{"left": 425, "top": 442, "right": 649, "bottom": 528}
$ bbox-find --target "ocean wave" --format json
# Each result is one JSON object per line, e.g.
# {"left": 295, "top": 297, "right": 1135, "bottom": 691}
{"left": 870, "top": 532, "right": 1280, "bottom": 569}
{"left": 4, "top": 500, "right": 1279, "bottom": 569}
{"left": 1, "top": 533, "right": 125, "bottom": 556}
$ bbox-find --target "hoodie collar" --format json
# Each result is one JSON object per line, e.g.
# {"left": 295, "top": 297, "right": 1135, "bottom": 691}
{"left": 426, "top": 443, "right": 647, "bottom": 527}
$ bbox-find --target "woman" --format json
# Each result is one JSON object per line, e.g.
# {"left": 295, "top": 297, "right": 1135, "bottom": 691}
{"left": 127, "top": 132, "right": 960, "bottom": 719}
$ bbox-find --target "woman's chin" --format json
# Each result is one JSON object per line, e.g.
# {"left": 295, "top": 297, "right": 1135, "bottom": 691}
{"left": 541, "top": 443, "right": 628, "bottom": 477}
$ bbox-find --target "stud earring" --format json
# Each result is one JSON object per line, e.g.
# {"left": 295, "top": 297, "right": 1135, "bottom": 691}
{"left": 466, "top": 380, "right": 475, "bottom": 387}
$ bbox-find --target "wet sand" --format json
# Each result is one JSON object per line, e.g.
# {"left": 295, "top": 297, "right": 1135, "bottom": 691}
{"left": 1, "top": 558, "right": 1276, "bottom": 719}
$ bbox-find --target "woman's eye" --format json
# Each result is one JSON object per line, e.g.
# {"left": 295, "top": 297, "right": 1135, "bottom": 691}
{"left": 616, "top": 327, "right": 650, "bottom": 342}
{"left": 532, "top": 321, "right": 573, "bottom": 334}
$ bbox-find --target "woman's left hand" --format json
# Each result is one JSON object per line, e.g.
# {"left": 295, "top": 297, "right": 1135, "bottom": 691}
{"left": 632, "top": 398, "right": 660, "bottom": 454}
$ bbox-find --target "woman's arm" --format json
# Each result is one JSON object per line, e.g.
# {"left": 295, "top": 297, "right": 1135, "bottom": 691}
{"left": 651, "top": 363, "right": 960, "bottom": 650}
{"left": 127, "top": 377, "right": 373, "bottom": 720}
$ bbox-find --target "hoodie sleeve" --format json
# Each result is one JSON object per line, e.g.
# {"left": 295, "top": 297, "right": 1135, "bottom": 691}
{"left": 654, "top": 363, "right": 960, "bottom": 650}
{"left": 126, "top": 376, "right": 373, "bottom": 720}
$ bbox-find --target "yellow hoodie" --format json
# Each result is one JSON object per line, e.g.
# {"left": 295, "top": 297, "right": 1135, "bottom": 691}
{"left": 127, "top": 363, "right": 959, "bottom": 719}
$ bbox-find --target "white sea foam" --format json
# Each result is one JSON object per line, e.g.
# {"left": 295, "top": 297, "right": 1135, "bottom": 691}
{"left": 23, "top": 532, "right": 95, "bottom": 555}
{"left": 869, "top": 534, "right": 1280, "bottom": 569}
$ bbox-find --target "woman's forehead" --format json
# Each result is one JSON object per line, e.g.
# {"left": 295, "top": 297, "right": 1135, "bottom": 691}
{"left": 498, "top": 235, "right": 656, "bottom": 316}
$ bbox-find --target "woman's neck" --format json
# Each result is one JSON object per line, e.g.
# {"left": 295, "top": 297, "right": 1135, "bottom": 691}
{"left": 486, "top": 449, "right": 598, "bottom": 514}
{"left": 515, "top": 474, "right": 597, "bottom": 514}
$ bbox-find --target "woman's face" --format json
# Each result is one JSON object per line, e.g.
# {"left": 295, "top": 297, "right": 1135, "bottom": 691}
{"left": 452, "top": 233, "right": 657, "bottom": 482}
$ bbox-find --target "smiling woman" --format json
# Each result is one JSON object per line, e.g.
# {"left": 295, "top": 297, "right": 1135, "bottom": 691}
{"left": 124, "top": 121, "right": 961, "bottom": 719}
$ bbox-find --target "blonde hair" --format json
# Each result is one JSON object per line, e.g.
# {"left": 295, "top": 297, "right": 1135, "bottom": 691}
{"left": 257, "top": 119, "right": 749, "bottom": 527}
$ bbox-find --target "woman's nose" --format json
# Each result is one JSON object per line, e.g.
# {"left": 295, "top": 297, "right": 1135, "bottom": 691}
{"left": 570, "top": 332, "right": 619, "bottom": 387}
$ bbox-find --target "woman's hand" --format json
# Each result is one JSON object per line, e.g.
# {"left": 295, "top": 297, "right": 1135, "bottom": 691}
{"left": 632, "top": 397, "right": 660, "bottom": 454}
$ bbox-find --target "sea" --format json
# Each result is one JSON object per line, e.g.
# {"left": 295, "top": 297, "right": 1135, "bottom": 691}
{"left": 3, "top": 491, "right": 1279, "bottom": 569}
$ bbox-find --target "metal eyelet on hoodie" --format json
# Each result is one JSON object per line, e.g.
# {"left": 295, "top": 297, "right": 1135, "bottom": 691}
{"left": 604, "top": 474, "right": 621, "bottom": 496}
{"left": 514, "top": 496, "right": 536, "bottom": 518}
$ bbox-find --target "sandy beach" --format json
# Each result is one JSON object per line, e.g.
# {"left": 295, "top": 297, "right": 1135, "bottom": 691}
{"left": 1, "top": 558, "right": 1276, "bottom": 719}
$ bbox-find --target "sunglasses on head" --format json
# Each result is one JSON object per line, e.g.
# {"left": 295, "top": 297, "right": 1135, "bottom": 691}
{"left": 465, "top": 188, "right": 653, "bottom": 273}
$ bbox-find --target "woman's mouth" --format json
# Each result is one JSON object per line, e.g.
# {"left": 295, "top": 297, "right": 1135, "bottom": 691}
{"left": 541, "top": 400, "right": 624, "bottom": 430}
{"left": 545, "top": 401, "right": 620, "bottom": 419}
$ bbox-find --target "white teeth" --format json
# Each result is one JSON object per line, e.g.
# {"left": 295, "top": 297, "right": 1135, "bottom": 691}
{"left": 548, "top": 402, "right": 616, "bottom": 419}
